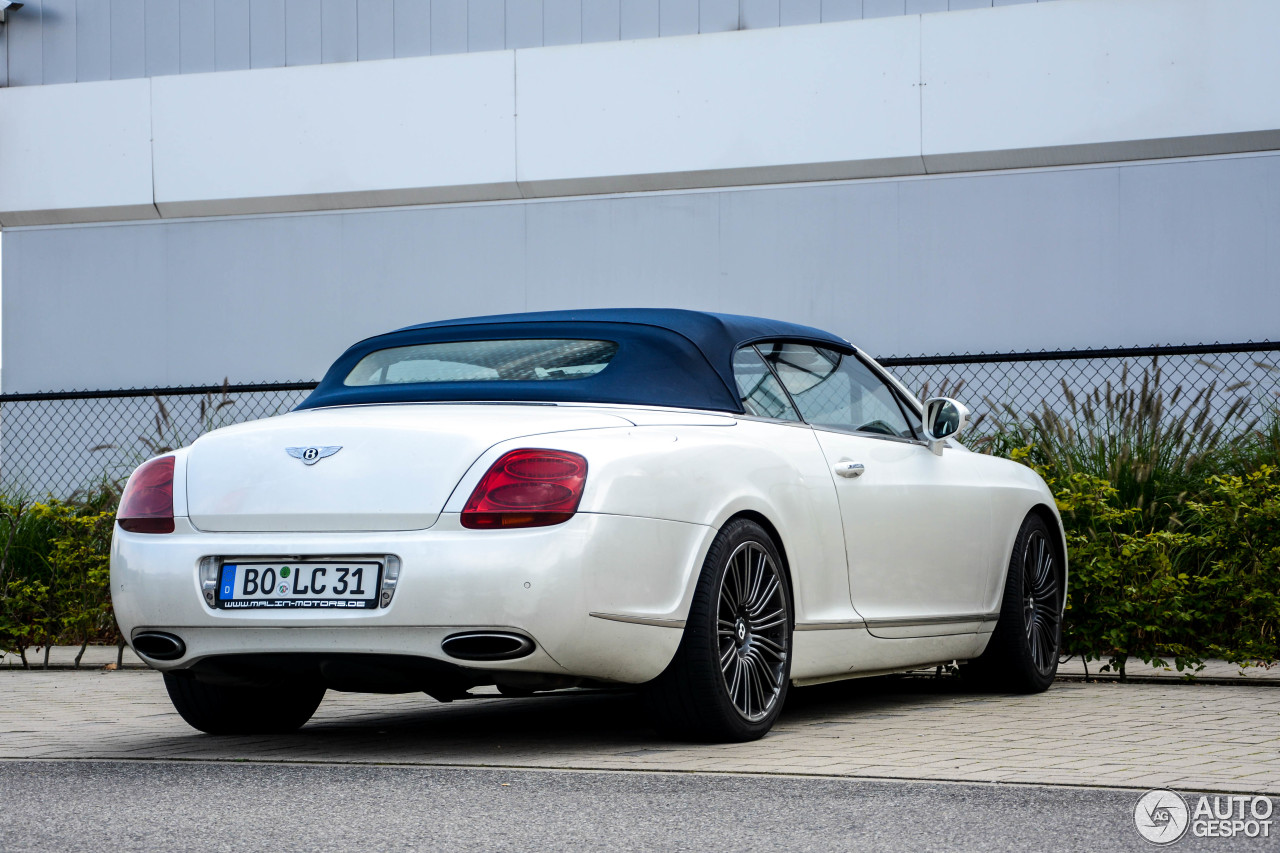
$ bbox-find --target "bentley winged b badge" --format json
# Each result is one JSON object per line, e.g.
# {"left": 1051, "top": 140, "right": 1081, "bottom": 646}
{"left": 286, "top": 446, "right": 342, "bottom": 466}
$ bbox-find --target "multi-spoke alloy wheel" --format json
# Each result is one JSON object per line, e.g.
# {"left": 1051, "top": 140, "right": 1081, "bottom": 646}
{"left": 964, "top": 513, "right": 1064, "bottom": 693}
{"left": 716, "top": 541, "right": 790, "bottom": 722}
{"left": 646, "top": 519, "right": 793, "bottom": 741}
{"left": 1021, "top": 529, "right": 1061, "bottom": 677}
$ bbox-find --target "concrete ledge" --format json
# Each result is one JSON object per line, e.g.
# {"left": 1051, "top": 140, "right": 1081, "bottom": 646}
{"left": 923, "top": 130, "right": 1280, "bottom": 174}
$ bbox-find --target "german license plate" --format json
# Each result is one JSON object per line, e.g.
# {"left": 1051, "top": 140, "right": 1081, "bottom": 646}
{"left": 216, "top": 561, "right": 382, "bottom": 610}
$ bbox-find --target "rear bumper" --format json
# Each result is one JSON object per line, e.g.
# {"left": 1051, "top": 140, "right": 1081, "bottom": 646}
{"left": 110, "top": 512, "right": 712, "bottom": 684}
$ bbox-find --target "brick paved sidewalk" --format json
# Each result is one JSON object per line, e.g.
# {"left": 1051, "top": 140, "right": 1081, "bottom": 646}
{"left": 7, "top": 647, "right": 1278, "bottom": 682}
{"left": 2, "top": 670, "right": 1276, "bottom": 795}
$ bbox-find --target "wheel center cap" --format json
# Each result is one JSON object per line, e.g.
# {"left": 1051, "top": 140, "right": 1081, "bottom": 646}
{"left": 735, "top": 618, "right": 748, "bottom": 644}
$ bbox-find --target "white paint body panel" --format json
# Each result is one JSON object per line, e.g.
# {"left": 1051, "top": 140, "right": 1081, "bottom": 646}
{"left": 810, "top": 429, "right": 994, "bottom": 635}
{"left": 184, "top": 405, "right": 630, "bottom": 531}
{"left": 112, "top": 388, "right": 1064, "bottom": 686}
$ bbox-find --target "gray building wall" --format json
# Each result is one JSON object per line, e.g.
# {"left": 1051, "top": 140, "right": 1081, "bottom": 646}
{"left": 4, "top": 149, "right": 1279, "bottom": 393}
{"left": 0, "top": 0, "right": 1054, "bottom": 88}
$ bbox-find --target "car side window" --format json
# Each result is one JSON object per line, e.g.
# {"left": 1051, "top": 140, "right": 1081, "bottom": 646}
{"left": 889, "top": 383, "right": 925, "bottom": 438}
{"left": 732, "top": 347, "right": 801, "bottom": 421}
{"left": 757, "top": 343, "right": 916, "bottom": 439}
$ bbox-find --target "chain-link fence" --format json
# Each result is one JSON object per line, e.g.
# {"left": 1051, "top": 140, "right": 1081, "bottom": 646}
{"left": 879, "top": 342, "right": 1280, "bottom": 433}
{"left": 0, "top": 383, "right": 315, "bottom": 498}
{"left": 2, "top": 343, "right": 1278, "bottom": 497}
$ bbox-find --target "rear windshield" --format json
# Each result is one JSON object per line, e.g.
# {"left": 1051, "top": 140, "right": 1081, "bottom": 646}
{"left": 343, "top": 339, "right": 619, "bottom": 386}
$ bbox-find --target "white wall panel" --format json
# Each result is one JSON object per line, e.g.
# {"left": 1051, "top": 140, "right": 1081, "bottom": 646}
{"left": 76, "top": 0, "right": 112, "bottom": 82}
{"left": 250, "top": 0, "right": 288, "bottom": 67}
{"left": 393, "top": 0, "right": 432, "bottom": 56}
{"left": 524, "top": 193, "right": 721, "bottom": 312}
{"left": 431, "top": 0, "right": 469, "bottom": 53}
{"left": 543, "top": 0, "right": 582, "bottom": 45}
{"left": 620, "top": 0, "right": 659, "bottom": 39}
{"left": 659, "top": 0, "right": 699, "bottom": 36}
{"left": 581, "top": 0, "right": 620, "bottom": 41}
{"left": 699, "top": 0, "right": 738, "bottom": 32}
{"left": 321, "top": 0, "right": 359, "bottom": 62}
{"left": 150, "top": 51, "right": 519, "bottom": 216}
{"left": 9, "top": 151, "right": 1280, "bottom": 392}
{"left": 41, "top": 0, "right": 78, "bottom": 84}
{"left": 468, "top": 0, "right": 505, "bottom": 50}
{"left": 922, "top": 0, "right": 1280, "bottom": 171}
{"left": 505, "top": 0, "right": 544, "bottom": 49}
{"left": 820, "top": 0, "right": 860, "bottom": 21}
{"left": 216, "top": 0, "right": 254, "bottom": 70}
{"left": 110, "top": 0, "right": 148, "bottom": 79}
{"left": 0, "top": 79, "right": 157, "bottom": 226}
{"left": 6, "top": 0, "right": 1280, "bottom": 225}
{"left": 780, "top": 0, "right": 820, "bottom": 25}
{"left": 144, "top": 0, "right": 181, "bottom": 76}
{"left": 6, "top": 1, "right": 44, "bottom": 87}
{"left": 286, "top": 0, "right": 324, "bottom": 64}
{"left": 740, "top": 0, "right": 780, "bottom": 29}
{"left": 0, "top": 13, "right": 8, "bottom": 88}
{"left": 178, "top": 0, "right": 216, "bottom": 72}
{"left": 516, "top": 16, "right": 922, "bottom": 196}
{"left": 357, "top": 0, "right": 396, "bottom": 59}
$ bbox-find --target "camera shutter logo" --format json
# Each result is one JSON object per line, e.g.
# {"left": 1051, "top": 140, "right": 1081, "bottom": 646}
{"left": 1135, "top": 789, "right": 1190, "bottom": 845}
{"left": 286, "top": 446, "right": 342, "bottom": 466}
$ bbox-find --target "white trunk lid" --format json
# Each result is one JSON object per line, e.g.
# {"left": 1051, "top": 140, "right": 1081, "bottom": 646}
{"left": 185, "top": 405, "right": 632, "bottom": 532}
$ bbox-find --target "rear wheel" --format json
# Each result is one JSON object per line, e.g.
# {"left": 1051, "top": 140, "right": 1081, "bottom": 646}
{"left": 163, "top": 672, "right": 326, "bottom": 735}
{"left": 965, "top": 513, "right": 1062, "bottom": 692}
{"left": 646, "top": 518, "right": 792, "bottom": 742}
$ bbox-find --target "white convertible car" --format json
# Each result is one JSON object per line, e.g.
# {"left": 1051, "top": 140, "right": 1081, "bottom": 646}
{"left": 111, "top": 309, "right": 1066, "bottom": 742}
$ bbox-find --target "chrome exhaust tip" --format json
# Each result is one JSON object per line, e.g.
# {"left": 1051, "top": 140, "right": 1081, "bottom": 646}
{"left": 441, "top": 632, "right": 535, "bottom": 662}
{"left": 132, "top": 631, "right": 187, "bottom": 661}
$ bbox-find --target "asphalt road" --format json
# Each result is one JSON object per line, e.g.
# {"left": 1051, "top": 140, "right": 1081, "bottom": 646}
{"left": 0, "top": 760, "right": 1259, "bottom": 853}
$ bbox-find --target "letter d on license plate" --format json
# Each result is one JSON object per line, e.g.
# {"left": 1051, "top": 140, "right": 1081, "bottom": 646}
{"left": 216, "top": 561, "right": 381, "bottom": 609}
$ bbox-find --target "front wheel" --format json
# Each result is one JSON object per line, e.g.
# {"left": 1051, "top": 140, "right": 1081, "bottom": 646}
{"left": 163, "top": 672, "right": 326, "bottom": 735}
{"left": 646, "top": 519, "right": 793, "bottom": 742}
{"left": 964, "top": 513, "right": 1063, "bottom": 693}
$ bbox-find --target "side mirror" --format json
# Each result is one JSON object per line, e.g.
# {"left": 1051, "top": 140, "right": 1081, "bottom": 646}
{"left": 922, "top": 397, "right": 970, "bottom": 456}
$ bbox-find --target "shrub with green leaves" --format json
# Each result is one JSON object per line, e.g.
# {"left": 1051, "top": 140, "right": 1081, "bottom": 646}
{"left": 982, "top": 359, "right": 1280, "bottom": 676}
{"left": 0, "top": 489, "right": 120, "bottom": 668}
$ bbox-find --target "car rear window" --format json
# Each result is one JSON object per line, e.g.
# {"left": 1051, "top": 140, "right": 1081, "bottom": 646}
{"left": 343, "top": 339, "right": 620, "bottom": 386}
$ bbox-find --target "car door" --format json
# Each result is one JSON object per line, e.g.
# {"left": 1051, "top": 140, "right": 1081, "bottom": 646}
{"left": 753, "top": 342, "right": 994, "bottom": 637}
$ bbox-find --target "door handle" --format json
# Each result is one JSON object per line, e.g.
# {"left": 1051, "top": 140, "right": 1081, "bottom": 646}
{"left": 834, "top": 462, "right": 866, "bottom": 479}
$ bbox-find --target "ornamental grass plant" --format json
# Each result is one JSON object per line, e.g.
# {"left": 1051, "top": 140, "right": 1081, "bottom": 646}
{"left": 2, "top": 361, "right": 1278, "bottom": 678}
{"left": 973, "top": 359, "right": 1280, "bottom": 676}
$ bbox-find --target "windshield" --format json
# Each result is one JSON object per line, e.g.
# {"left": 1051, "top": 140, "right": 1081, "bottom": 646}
{"left": 343, "top": 339, "right": 619, "bottom": 386}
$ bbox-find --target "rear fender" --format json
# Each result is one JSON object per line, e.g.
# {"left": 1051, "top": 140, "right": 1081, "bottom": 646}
{"left": 448, "top": 422, "right": 852, "bottom": 627}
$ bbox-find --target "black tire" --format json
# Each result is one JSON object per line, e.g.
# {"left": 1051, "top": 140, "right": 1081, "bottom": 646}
{"left": 163, "top": 672, "right": 326, "bottom": 735}
{"left": 964, "top": 513, "right": 1063, "bottom": 693}
{"left": 645, "top": 518, "right": 793, "bottom": 742}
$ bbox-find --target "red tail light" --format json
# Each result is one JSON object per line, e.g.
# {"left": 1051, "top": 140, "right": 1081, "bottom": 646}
{"left": 118, "top": 456, "right": 176, "bottom": 534}
{"left": 461, "top": 449, "right": 588, "bottom": 530}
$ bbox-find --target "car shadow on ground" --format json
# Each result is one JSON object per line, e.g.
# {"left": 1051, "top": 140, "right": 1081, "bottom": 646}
{"left": 260, "top": 673, "right": 994, "bottom": 753}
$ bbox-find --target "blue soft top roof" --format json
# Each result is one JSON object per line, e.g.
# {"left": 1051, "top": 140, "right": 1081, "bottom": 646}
{"left": 297, "top": 308, "right": 853, "bottom": 413}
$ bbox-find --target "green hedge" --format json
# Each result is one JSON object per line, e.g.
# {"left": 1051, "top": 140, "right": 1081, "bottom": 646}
{"left": 1024, "top": 454, "right": 1279, "bottom": 676}
{"left": 3, "top": 366, "right": 1278, "bottom": 674}
{"left": 0, "top": 489, "right": 119, "bottom": 668}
